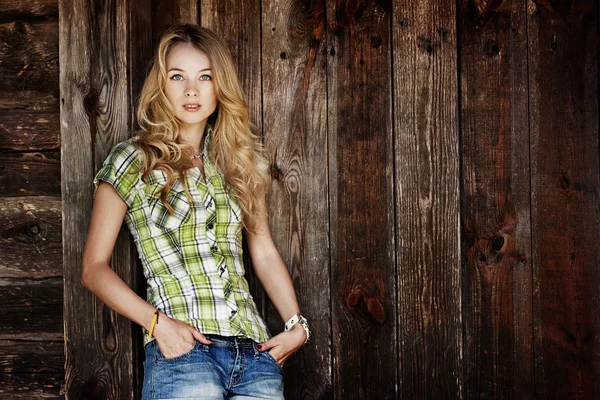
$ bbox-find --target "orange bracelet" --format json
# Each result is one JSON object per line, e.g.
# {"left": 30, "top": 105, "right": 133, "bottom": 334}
{"left": 148, "top": 309, "right": 160, "bottom": 338}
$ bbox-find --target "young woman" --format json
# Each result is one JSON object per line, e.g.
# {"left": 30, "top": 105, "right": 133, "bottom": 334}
{"left": 81, "top": 23, "right": 310, "bottom": 399}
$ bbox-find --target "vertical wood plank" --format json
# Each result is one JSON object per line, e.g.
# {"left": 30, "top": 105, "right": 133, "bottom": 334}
{"left": 60, "top": 0, "right": 150, "bottom": 398}
{"left": 527, "top": 0, "right": 600, "bottom": 398}
{"left": 153, "top": 0, "right": 199, "bottom": 49}
{"left": 327, "top": 1, "right": 397, "bottom": 398}
{"left": 458, "top": 0, "right": 534, "bottom": 398}
{"left": 129, "top": 1, "right": 153, "bottom": 397}
{"left": 392, "top": 0, "right": 462, "bottom": 398}
{"left": 261, "top": 0, "right": 331, "bottom": 398}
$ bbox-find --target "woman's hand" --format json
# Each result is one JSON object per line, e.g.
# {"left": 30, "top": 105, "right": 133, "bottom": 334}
{"left": 256, "top": 323, "right": 307, "bottom": 367}
{"left": 152, "top": 312, "right": 213, "bottom": 359}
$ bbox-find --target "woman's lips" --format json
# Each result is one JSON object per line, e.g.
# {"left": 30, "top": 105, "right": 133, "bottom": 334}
{"left": 183, "top": 104, "right": 201, "bottom": 112}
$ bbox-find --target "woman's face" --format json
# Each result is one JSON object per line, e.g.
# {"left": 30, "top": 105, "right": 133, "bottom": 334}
{"left": 164, "top": 43, "right": 218, "bottom": 134}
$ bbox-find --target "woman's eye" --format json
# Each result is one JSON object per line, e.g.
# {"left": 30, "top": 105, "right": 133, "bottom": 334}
{"left": 170, "top": 74, "right": 183, "bottom": 81}
{"left": 200, "top": 74, "right": 212, "bottom": 81}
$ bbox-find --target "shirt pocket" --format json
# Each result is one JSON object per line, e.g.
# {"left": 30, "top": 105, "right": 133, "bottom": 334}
{"left": 144, "top": 170, "right": 192, "bottom": 232}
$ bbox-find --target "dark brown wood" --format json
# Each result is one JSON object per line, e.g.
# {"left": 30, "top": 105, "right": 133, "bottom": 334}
{"left": 327, "top": 1, "right": 396, "bottom": 398}
{"left": 0, "top": 340, "right": 64, "bottom": 399}
{"left": 0, "top": 278, "right": 63, "bottom": 340}
{"left": 0, "top": 152, "right": 60, "bottom": 197}
{"left": 0, "top": 340, "right": 64, "bottom": 373}
{"left": 0, "top": 0, "right": 58, "bottom": 17}
{"left": 0, "top": 372, "right": 63, "bottom": 399}
{"left": 59, "top": 0, "right": 148, "bottom": 398}
{"left": 0, "top": 110, "right": 60, "bottom": 151}
{"left": 392, "top": 0, "right": 462, "bottom": 398}
{"left": 0, "top": 197, "right": 62, "bottom": 279}
{"left": 152, "top": 0, "right": 198, "bottom": 51}
{"left": 128, "top": 1, "right": 153, "bottom": 398}
{"left": 0, "top": 20, "right": 59, "bottom": 111}
{"left": 458, "top": 1, "right": 533, "bottom": 398}
{"left": 260, "top": 0, "right": 331, "bottom": 398}
{"left": 528, "top": 0, "right": 600, "bottom": 398}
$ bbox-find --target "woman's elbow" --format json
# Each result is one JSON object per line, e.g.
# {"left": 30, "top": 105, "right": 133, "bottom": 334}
{"left": 80, "top": 259, "right": 100, "bottom": 289}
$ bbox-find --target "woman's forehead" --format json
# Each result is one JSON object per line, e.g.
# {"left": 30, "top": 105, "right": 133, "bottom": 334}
{"left": 166, "top": 43, "right": 211, "bottom": 70}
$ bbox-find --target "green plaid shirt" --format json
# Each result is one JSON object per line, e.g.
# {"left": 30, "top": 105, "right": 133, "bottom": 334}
{"left": 93, "top": 124, "right": 272, "bottom": 347}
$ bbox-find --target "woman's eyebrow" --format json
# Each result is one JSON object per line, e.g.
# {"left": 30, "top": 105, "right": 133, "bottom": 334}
{"left": 167, "top": 67, "right": 212, "bottom": 72}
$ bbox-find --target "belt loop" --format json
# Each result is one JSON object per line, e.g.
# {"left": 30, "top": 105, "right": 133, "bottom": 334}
{"left": 251, "top": 341, "right": 259, "bottom": 358}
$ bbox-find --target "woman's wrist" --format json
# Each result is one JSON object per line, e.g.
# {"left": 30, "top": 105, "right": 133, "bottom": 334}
{"left": 291, "top": 323, "right": 307, "bottom": 344}
{"left": 284, "top": 312, "right": 310, "bottom": 345}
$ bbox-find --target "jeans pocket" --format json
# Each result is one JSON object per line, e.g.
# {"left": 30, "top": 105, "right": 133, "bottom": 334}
{"left": 157, "top": 340, "right": 198, "bottom": 362}
{"left": 264, "top": 350, "right": 283, "bottom": 370}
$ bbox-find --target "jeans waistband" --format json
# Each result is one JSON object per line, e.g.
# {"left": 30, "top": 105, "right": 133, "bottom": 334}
{"left": 205, "top": 334, "right": 257, "bottom": 349}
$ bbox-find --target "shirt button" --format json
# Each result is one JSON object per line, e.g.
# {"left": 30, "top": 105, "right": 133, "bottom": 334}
{"left": 230, "top": 310, "right": 237, "bottom": 316}
{"left": 211, "top": 245, "right": 218, "bottom": 252}
{"left": 207, "top": 223, "right": 214, "bottom": 230}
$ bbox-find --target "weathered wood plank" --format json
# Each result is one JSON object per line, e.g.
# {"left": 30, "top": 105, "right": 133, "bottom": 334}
{"left": 0, "top": 372, "right": 63, "bottom": 399}
{"left": 0, "top": 110, "right": 60, "bottom": 151}
{"left": 0, "top": 0, "right": 58, "bottom": 19}
{"left": 0, "top": 340, "right": 64, "bottom": 374}
{"left": 260, "top": 0, "right": 331, "bottom": 398}
{"left": 59, "top": 0, "right": 148, "bottom": 398}
{"left": 152, "top": 0, "right": 198, "bottom": 50}
{"left": 528, "top": 0, "right": 600, "bottom": 398}
{"left": 327, "top": 1, "right": 396, "bottom": 398}
{"left": 392, "top": 0, "right": 462, "bottom": 398}
{"left": 0, "top": 152, "right": 60, "bottom": 197}
{"left": 128, "top": 1, "right": 153, "bottom": 397}
{"left": 0, "top": 196, "right": 62, "bottom": 278}
{"left": 0, "top": 278, "right": 63, "bottom": 340}
{"left": 0, "top": 20, "right": 59, "bottom": 110}
{"left": 458, "top": 1, "right": 533, "bottom": 398}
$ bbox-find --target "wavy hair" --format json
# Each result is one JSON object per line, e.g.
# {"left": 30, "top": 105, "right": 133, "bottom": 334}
{"left": 133, "top": 23, "right": 272, "bottom": 233}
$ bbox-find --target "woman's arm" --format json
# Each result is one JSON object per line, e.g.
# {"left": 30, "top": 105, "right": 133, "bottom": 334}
{"left": 81, "top": 182, "right": 212, "bottom": 357}
{"left": 245, "top": 192, "right": 307, "bottom": 362}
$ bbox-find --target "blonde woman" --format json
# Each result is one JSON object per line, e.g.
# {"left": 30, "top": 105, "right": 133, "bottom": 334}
{"left": 81, "top": 23, "right": 310, "bottom": 399}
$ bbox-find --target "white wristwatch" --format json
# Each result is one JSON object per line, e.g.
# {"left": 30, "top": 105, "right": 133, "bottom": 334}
{"left": 284, "top": 312, "right": 311, "bottom": 344}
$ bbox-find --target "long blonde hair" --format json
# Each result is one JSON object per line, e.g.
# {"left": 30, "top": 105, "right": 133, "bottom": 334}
{"left": 134, "top": 23, "right": 272, "bottom": 233}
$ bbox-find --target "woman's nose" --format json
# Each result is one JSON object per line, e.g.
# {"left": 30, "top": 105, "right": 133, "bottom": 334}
{"left": 185, "top": 84, "right": 199, "bottom": 97}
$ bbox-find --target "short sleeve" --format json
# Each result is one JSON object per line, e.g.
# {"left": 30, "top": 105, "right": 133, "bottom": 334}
{"left": 93, "top": 140, "right": 142, "bottom": 208}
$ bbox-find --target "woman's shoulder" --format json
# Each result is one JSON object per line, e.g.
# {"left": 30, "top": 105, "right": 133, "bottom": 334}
{"left": 102, "top": 136, "right": 144, "bottom": 169}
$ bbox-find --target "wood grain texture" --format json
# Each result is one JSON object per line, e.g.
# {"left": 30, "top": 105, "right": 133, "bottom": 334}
{"left": 458, "top": 0, "right": 534, "bottom": 398}
{"left": 392, "top": 0, "right": 462, "bottom": 398}
{"left": 128, "top": 2, "right": 153, "bottom": 398}
{"left": 152, "top": 0, "right": 198, "bottom": 50}
{"left": 0, "top": 152, "right": 60, "bottom": 197}
{"left": 60, "top": 0, "right": 140, "bottom": 398}
{"left": 327, "top": 1, "right": 397, "bottom": 398}
{"left": 0, "top": 278, "right": 63, "bottom": 340}
{"left": 261, "top": 0, "right": 331, "bottom": 398}
{"left": 0, "top": 340, "right": 64, "bottom": 373}
{"left": 0, "top": 0, "right": 58, "bottom": 17}
{"left": 0, "top": 196, "right": 62, "bottom": 278}
{"left": 0, "top": 110, "right": 60, "bottom": 151}
{"left": 527, "top": 0, "right": 600, "bottom": 398}
{"left": 0, "top": 372, "right": 63, "bottom": 399}
{"left": 0, "top": 19, "right": 59, "bottom": 111}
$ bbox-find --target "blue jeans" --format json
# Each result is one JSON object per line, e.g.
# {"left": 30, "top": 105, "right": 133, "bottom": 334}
{"left": 142, "top": 334, "right": 284, "bottom": 399}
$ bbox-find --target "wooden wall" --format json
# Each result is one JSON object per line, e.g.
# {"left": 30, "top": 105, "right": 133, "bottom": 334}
{"left": 0, "top": 1, "right": 64, "bottom": 398}
{"left": 1, "top": 0, "right": 599, "bottom": 398}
